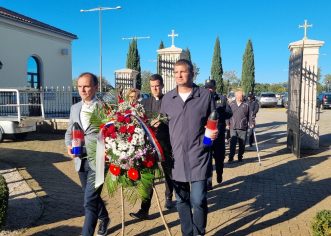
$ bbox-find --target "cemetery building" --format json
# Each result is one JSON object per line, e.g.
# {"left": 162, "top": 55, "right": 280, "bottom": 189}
{"left": 157, "top": 30, "right": 189, "bottom": 93}
{"left": 0, "top": 7, "right": 77, "bottom": 89}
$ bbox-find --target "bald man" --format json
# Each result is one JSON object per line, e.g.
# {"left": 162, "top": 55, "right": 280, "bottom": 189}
{"left": 226, "top": 90, "right": 253, "bottom": 162}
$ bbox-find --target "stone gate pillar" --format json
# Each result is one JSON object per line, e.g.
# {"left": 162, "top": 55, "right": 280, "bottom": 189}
{"left": 288, "top": 28, "right": 324, "bottom": 149}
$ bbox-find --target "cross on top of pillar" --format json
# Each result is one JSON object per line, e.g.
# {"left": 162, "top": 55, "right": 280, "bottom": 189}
{"left": 299, "top": 19, "right": 312, "bottom": 40}
{"left": 168, "top": 29, "right": 178, "bottom": 47}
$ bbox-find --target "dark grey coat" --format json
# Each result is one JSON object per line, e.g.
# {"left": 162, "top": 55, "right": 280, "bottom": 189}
{"left": 160, "top": 84, "right": 215, "bottom": 182}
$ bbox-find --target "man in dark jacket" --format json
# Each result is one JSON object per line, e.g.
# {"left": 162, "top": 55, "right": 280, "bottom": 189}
{"left": 227, "top": 90, "right": 253, "bottom": 162}
{"left": 204, "top": 79, "right": 232, "bottom": 187}
{"left": 247, "top": 92, "right": 259, "bottom": 147}
{"left": 129, "top": 74, "right": 174, "bottom": 221}
{"left": 160, "top": 59, "right": 218, "bottom": 236}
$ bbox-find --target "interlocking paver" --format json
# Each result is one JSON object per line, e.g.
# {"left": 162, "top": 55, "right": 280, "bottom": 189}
{"left": 0, "top": 108, "right": 330, "bottom": 235}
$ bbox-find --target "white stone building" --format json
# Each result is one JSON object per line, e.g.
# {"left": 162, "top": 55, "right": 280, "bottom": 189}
{"left": 157, "top": 30, "right": 188, "bottom": 93}
{"left": 0, "top": 7, "right": 77, "bottom": 89}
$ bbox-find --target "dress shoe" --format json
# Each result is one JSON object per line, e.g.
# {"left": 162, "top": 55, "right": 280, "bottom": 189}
{"left": 97, "top": 218, "right": 110, "bottom": 236}
{"left": 228, "top": 158, "right": 234, "bottom": 163}
{"left": 217, "top": 175, "right": 223, "bottom": 184}
{"left": 129, "top": 210, "right": 149, "bottom": 220}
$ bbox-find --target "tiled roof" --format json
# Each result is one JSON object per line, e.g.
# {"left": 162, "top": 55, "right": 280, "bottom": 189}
{"left": 0, "top": 7, "right": 78, "bottom": 39}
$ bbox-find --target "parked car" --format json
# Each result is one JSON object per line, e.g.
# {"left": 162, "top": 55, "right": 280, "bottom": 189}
{"left": 257, "top": 92, "right": 278, "bottom": 108}
{"left": 227, "top": 91, "right": 235, "bottom": 103}
{"left": 281, "top": 92, "right": 288, "bottom": 108}
{"left": 317, "top": 92, "right": 331, "bottom": 109}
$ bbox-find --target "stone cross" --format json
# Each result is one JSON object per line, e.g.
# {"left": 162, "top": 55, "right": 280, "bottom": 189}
{"left": 168, "top": 29, "right": 178, "bottom": 47}
{"left": 299, "top": 19, "right": 312, "bottom": 40}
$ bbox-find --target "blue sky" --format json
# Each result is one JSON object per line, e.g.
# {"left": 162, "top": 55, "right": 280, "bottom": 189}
{"left": 1, "top": 0, "right": 330, "bottom": 86}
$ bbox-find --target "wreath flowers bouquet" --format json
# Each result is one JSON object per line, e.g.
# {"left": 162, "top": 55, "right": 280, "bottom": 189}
{"left": 89, "top": 94, "right": 164, "bottom": 205}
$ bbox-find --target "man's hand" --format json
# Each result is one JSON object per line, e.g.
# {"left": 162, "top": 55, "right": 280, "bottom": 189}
{"left": 210, "top": 129, "right": 219, "bottom": 140}
{"left": 67, "top": 146, "right": 76, "bottom": 159}
{"left": 204, "top": 126, "right": 219, "bottom": 140}
{"left": 150, "top": 119, "right": 161, "bottom": 128}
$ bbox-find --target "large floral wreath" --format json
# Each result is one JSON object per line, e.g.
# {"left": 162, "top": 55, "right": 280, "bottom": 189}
{"left": 88, "top": 94, "right": 164, "bottom": 205}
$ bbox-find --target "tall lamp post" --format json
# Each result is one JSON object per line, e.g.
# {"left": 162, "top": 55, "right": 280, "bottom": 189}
{"left": 80, "top": 6, "right": 121, "bottom": 92}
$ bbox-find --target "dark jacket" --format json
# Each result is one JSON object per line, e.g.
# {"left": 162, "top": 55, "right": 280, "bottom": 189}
{"left": 227, "top": 100, "right": 252, "bottom": 130}
{"left": 141, "top": 95, "right": 173, "bottom": 166}
{"left": 248, "top": 99, "right": 259, "bottom": 126}
{"left": 160, "top": 84, "right": 215, "bottom": 182}
{"left": 212, "top": 93, "right": 232, "bottom": 132}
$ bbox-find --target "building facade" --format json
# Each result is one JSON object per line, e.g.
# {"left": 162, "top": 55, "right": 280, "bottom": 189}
{"left": 0, "top": 7, "right": 77, "bottom": 89}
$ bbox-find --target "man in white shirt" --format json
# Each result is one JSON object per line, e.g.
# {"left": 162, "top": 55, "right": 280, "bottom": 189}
{"left": 65, "top": 72, "right": 109, "bottom": 236}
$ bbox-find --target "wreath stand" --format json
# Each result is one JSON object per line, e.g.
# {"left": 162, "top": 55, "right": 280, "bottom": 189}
{"left": 120, "top": 185, "right": 172, "bottom": 236}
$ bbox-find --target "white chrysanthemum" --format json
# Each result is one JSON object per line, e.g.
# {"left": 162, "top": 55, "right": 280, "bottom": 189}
{"left": 127, "top": 145, "right": 135, "bottom": 156}
{"left": 113, "top": 149, "right": 121, "bottom": 156}
{"left": 132, "top": 134, "right": 139, "bottom": 141}
{"left": 120, "top": 151, "right": 127, "bottom": 159}
{"left": 131, "top": 139, "right": 137, "bottom": 145}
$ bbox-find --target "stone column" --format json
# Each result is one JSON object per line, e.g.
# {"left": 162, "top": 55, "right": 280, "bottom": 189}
{"left": 157, "top": 46, "right": 188, "bottom": 93}
{"left": 288, "top": 39, "right": 324, "bottom": 149}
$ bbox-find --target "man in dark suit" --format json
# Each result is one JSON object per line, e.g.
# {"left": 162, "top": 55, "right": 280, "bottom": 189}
{"left": 129, "top": 74, "right": 174, "bottom": 220}
{"left": 204, "top": 79, "right": 232, "bottom": 189}
{"left": 247, "top": 92, "right": 259, "bottom": 147}
{"left": 65, "top": 72, "right": 109, "bottom": 236}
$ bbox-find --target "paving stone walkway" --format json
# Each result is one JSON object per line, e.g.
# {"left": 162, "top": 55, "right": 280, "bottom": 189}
{"left": 0, "top": 108, "right": 330, "bottom": 236}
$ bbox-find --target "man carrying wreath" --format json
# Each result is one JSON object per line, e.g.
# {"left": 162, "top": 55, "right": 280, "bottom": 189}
{"left": 65, "top": 72, "right": 110, "bottom": 236}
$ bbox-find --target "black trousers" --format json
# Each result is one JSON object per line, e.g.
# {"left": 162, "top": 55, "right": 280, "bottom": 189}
{"left": 229, "top": 129, "right": 247, "bottom": 160}
{"left": 247, "top": 128, "right": 255, "bottom": 146}
{"left": 211, "top": 133, "right": 225, "bottom": 177}
{"left": 140, "top": 163, "right": 174, "bottom": 213}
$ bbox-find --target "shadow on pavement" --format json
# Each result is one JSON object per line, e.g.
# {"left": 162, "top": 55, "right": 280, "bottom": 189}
{"left": 208, "top": 155, "right": 330, "bottom": 235}
{"left": 31, "top": 225, "right": 82, "bottom": 236}
{"left": 0, "top": 148, "right": 84, "bottom": 231}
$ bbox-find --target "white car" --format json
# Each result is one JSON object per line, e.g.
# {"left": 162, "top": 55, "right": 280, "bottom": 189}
{"left": 257, "top": 92, "right": 278, "bottom": 108}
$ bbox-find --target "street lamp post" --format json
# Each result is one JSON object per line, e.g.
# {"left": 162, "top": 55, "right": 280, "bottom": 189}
{"left": 80, "top": 6, "right": 121, "bottom": 92}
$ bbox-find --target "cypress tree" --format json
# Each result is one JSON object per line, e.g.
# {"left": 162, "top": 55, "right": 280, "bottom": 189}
{"left": 159, "top": 40, "right": 164, "bottom": 49}
{"left": 210, "top": 37, "right": 223, "bottom": 93}
{"left": 185, "top": 48, "right": 192, "bottom": 62}
{"left": 241, "top": 39, "right": 255, "bottom": 94}
{"left": 126, "top": 39, "right": 141, "bottom": 89}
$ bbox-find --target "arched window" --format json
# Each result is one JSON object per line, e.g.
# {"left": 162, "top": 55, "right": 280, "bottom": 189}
{"left": 27, "top": 56, "right": 41, "bottom": 89}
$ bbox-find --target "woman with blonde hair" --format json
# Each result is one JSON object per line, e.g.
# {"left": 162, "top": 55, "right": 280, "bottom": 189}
{"left": 126, "top": 88, "right": 140, "bottom": 104}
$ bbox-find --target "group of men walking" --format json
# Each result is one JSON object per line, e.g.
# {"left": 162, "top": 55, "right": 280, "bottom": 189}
{"left": 65, "top": 59, "right": 259, "bottom": 236}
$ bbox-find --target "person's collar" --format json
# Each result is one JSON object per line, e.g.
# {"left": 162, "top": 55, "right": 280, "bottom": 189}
{"left": 82, "top": 97, "right": 97, "bottom": 106}
{"left": 172, "top": 83, "right": 200, "bottom": 98}
{"left": 153, "top": 94, "right": 163, "bottom": 101}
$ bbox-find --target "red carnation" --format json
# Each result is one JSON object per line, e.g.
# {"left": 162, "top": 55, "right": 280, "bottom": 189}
{"left": 110, "top": 132, "right": 117, "bottom": 139}
{"left": 100, "top": 123, "right": 105, "bottom": 129}
{"left": 119, "top": 126, "right": 127, "bottom": 133}
{"left": 118, "top": 99, "right": 124, "bottom": 103}
{"left": 124, "top": 116, "right": 131, "bottom": 124}
{"left": 127, "top": 168, "right": 139, "bottom": 181}
{"left": 109, "top": 164, "right": 121, "bottom": 176}
{"left": 127, "top": 136, "right": 133, "bottom": 142}
{"left": 108, "top": 125, "right": 116, "bottom": 133}
{"left": 125, "top": 110, "right": 132, "bottom": 114}
{"left": 117, "top": 114, "right": 125, "bottom": 122}
{"left": 142, "top": 155, "right": 155, "bottom": 168}
{"left": 127, "top": 125, "right": 135, "bottom": 134}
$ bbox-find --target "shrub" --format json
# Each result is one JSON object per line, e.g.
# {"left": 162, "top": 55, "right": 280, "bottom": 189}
{"left": 0, "top": 174, "right": 9, "bottom": 230}
{"left": 312, "top": 210, "right": 331, "bottom": 236}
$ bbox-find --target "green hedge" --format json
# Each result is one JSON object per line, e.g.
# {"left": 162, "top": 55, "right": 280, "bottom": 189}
{"left": 312, "top": 210, "right": 331, "bottom": 236}
{"left": 0, "top": 174, "right": 9, "bottom": 230}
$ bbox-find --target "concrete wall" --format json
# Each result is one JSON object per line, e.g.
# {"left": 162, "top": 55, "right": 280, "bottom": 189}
{"left": 0, "top": 19, "right": 74, "bottom": 88}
